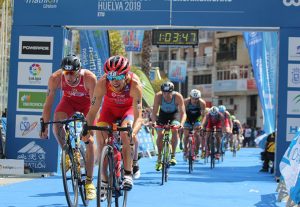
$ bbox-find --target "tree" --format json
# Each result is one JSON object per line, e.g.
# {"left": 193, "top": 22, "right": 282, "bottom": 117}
{"left": 108, "top": 30, "right": 126, "bottom": 57}
{"left": 141, "top": 30, "right": 152, "bottom": 76}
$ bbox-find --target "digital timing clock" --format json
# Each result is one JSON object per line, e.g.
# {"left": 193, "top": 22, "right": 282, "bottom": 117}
{"left": 152, "top": 29, "right": 199, "bottom": 46}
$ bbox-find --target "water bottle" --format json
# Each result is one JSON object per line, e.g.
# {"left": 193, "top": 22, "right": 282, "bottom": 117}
{"left": 114, "top": 147, "right": 121, "bottom": 177}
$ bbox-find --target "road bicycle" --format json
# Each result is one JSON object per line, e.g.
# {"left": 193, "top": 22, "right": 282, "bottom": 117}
{"left": 155, "top": 123, "right": 179, "bottom": 185}
{"left": 205, "top": 127, "right": 222, "bottom": 169}
{"left": 184, "top": 126, "right": 196, "bottom": 174}
{"left": 40, "top": 112, "right": 89, "bottom": 207}
{"left": 83, "top": 122, "right": 133, "bottom": 207}
{"left": 231, "top": 132, "right": 239, "bottom": 157}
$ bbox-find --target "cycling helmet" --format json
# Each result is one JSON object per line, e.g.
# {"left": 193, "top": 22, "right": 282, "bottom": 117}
{"left": 161, "top": 81, "right": 174, "bottom": 92}
{"left": 218, "top": 105, "right": 226, "bottom": 113}
{"left": 104, "top": 55, "right": 130, "bottom": 76}
{"left": 61, "top": 54, "right": 81, "bottom": 71}
{"left": 231, "top": 115, "right": 236, "bottom": 120}
{"left": 190, "top": 89, "right": 201, "bottom": 98}
{"left": 209, "top": 106, "right": 219, "bottom": 116}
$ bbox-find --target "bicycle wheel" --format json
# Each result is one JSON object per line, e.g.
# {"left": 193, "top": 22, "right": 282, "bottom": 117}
{"left": 78, "top": 144, "right": 89, "bottom": 206}
{"left": 210, "top": 135, "right": 215, "bottom": 169}
{"left": 97, "top": 145, "right": 114, "bottom": 207}
{"left": 61, "top": 146, "right": 79, "bottom": 207}
{"left": 161, "top": 141, "right": 170, "bottom": 185}
{"left": 232, "top": 135, "right": 237, "bottom": 157}
{"left": 188, "top": 138, "right": 193, "bottom": 173}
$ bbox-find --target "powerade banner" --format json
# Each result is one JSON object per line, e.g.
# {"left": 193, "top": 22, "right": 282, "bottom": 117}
{"left": 243, "top": 32, "right": 278, "bottom": 135}
{"left": 6, "top": 26, "right": 64, "bottom": 173}
{"left": 279, "top": 131, "right": 300, "bottom": 204}
{"left": 13, "top": 1, "right": 300, "bottom": 27}
{"left": 79, "top": 30, "right": 110, "bottom": 79}
{"left": 120, "top": 30, "right": 144, "bottom": 52}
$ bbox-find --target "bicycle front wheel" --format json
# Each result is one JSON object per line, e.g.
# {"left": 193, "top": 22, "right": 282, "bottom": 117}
{"left": 210, "top": 136, "right": 215, "bottom": 169}
{"left": 188, "top": 139, "right": 193, "bottom": 173}
{"left": 97, "top": 145, "right": 114, "bottom": 207}
{"left": 78, "top": 144, "right": 89, "bottom": 206}
{"left": 61, "top": 146, "right": 79, "bottom": 207}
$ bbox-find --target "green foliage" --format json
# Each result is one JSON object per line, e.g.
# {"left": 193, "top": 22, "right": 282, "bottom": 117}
{"left": 151, "top": 78, "right": 169, "bottom": 93}
{"left": 108, "top": 30, "right": 126, "bottom": 57}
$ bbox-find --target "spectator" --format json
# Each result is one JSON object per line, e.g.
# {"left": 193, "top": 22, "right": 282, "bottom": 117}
{"left": 260, "top": 132, "right": 275, "bottom": 173}
{"left": 1, "top": 108, "right": 7, "bottom": 118}
{"left": 243, "top": 125, "right": 252, "bottom": 147}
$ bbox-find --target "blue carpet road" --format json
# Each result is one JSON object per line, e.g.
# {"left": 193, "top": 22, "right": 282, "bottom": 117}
{"left": 0, "top": 148, "right": 286, "bottom": 207}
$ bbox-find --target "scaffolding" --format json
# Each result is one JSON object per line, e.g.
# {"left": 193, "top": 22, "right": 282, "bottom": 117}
{"left": 0, "top": 0, "right": 12, "bottom": 115}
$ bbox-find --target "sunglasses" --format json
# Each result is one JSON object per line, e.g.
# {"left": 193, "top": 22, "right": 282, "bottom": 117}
{"left": 107, "top": 74, "right": 125, "bottom": 81}
{"left": 63, "top": 70, "right": 78, "bottom": 76}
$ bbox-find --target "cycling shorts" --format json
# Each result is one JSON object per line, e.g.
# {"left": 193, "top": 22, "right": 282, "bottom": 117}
{"left": 55, "top": 97, "right": 90, "bottom": 118}
{"left": 98, "top": 105, "right": 134, "bottom": 126}
{"left": 184, "top": 121, "right": 201, "bottom": 129}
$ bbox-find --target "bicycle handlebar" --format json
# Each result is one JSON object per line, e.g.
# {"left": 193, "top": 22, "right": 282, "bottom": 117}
{"left": 40, "top": 116, "right": 85, "bottom": 133}
{"left": 154, "top": 124, "right": 180, "bottom": 130}
{"left": 82, "top": 124, "right": 132, "bottom": 136}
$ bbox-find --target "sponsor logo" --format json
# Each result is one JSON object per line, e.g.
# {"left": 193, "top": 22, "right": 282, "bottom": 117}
{"left": 291, "top": 67, "right": 300, "bottom": 84}
{"left": 283, "top": 0, "right": 300, "bottom": 6}
{"left": 22, "top": 41, "right": 50, "bottom": 55}
{"left": 288, "top": 37, "right": 300, "bottom": 61}
{"left": 19, "top": 36, "right": 53, "bottom": 60}
{"left": 25, "top": 0, "right": 59, "bottom": 9}
{"left": 17, "top": 89, "right": 47, "bottom": 112}
{"left": 19, "top": 116, "right": 38, "bottom": 136}
{"left": 29, "top": 63, "right": 42, "bottom": 81}
{"left": 286, "top": 118, "right": 300, "bottom": 141}
{"left": 17, "top": 141, "right": 46, "bottom": 169}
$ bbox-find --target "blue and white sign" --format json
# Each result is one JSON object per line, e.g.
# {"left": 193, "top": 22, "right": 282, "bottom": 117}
{"left": 280, "top": 131, "right": 300, "bottom": 204}
{"left": 168, "top": 60, "right": 187, "bottom": 83}
{"left": 288, "top": 64, "right": 300, "bottom": 88}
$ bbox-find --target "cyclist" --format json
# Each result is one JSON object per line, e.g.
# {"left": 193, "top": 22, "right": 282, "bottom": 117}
{"left": 201, "top": 106, "right": 225, "bottom": 159}
{"left": 183, "top": 89, "right": 206, "bottom": 161}
{"left": 82, "top": 55, "right": 143, "bottom": 199}
{"left": 151, "top": 81, "right": 186, "bottom": 171}
{"left": 218, "top": 105, "right": 232, "bottom": 150}
{"left": 230, "top": 115, "right": 243, "bottom": 151}
{"left": 40, "top": 54, "right": 97, "bottom": 200}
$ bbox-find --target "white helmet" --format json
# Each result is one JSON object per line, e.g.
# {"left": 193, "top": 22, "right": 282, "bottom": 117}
{"left": 209, "top": 106, "right": 219, "bottom": 116}
{"left": 190, "top": 89, "right": 201, "bottom": 98}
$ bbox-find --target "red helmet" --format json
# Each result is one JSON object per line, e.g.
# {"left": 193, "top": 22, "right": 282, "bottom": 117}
{"left": 104, "top": 55, "right": 130, "bottom": 76}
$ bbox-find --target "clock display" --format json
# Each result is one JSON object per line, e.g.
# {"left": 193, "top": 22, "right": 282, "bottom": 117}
{"left": 152, "top": 29, "right": 199, "bottom": 46}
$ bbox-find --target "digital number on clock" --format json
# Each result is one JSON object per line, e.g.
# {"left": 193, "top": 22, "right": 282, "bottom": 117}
{"left": 152, "top": 29, "right": 199, "bottom": 46}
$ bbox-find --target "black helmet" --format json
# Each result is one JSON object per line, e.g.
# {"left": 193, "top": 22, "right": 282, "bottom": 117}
{"left": 161, "top": 81, "right": 174, "bottom": 92}
{"left": 61, "top": 54, "right": 81, "bottom": 71}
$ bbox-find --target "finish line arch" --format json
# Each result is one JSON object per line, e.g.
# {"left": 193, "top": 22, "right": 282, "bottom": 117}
{"left": 6, "top": 0, "right": 300, "bottom": 176}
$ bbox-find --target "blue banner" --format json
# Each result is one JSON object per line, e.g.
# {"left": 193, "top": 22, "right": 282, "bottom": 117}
{"left": 243, "top": 32, "right": 278, "bottom": 135}
{"left": 279, "top": 131, "right": 300, "bottom": 204}
{"left": 6, "top": 26, "right": 64, "bottom": 173}
{"left": 79, "top": 30, "right": 110, "bottom": 79}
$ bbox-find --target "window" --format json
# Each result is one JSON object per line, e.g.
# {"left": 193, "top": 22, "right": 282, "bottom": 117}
{"left": 193, "top": 74, "right": 212, "bottom": 84}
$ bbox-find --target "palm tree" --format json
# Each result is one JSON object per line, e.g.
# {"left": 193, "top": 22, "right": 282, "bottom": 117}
{"left": 141, "top": 30, "right": 152, "bottom": 76}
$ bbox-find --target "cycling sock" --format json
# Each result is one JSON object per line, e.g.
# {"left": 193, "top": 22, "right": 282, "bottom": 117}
{"left": 133, "top": 160, "right": 138, "bottom": 166}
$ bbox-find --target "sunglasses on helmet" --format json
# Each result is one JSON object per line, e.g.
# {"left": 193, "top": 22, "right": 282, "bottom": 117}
{"left": 63, "top": 70, "right": 78, "bottom": 76}
{"left": 107, "top": 74, "right": 125, "bottom": 81}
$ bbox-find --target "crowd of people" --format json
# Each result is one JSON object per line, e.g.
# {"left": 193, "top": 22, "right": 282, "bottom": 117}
{"left": 39, "top": 54, "right": 267, "bottom": 201}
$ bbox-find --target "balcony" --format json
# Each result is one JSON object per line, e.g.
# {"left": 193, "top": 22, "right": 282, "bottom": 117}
{"left": 186, "top": 56, "right": 213, "bottom": 70}
{"left": 216, "top": 50, "right": 237, "bottom": 61}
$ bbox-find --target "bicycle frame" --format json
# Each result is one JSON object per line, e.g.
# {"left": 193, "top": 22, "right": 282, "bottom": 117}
{"left": 84, "top": 123, "right": 132, "bottom": 207}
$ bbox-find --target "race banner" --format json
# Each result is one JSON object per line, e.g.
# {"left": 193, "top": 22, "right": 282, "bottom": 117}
{"left": 120, "top": 30, "right": 144, "bottom": 52}
{"left": 168, "top": 60, "right": 187, "bottom": 83}
{"left": 279, "top": 131, "right": 300, "bottom": 204}
{"left": 79, "top": 30, "right": 110, "bottom": 79}
{"left": 243, "top": 32, "right": 278, "bottom": 135}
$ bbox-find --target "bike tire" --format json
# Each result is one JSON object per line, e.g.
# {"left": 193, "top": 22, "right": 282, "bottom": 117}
{"left": 97, "top": 145, "right": 114, "bottom": 207}
{"left": 78, "top": 144, "right": 89, "bottom": 206}
{"left": 210, "top": 135, "right": 215, "bottom": 169}
{"left": 233, "top": 134, "right": 237, "bottom": 157}
{"left": 161, "top": 141, "right": 170, "bottom": 185}
{"left": 188, "top": 139, "right": 193, "bottom": 173}
{"left": 62, "top": 146, "right": 79, "bottom": 207}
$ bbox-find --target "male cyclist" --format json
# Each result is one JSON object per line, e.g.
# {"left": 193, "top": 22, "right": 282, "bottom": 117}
{"left": 201, "top": 106, "right": 225, "bottom": 159}
{"left": 218, "top": 105, "right": 232, "bottom": 150}
{"left": 83, "top": 55, "right": 143, "bottom": 199}
{"left": 151, "top": 81, "right": 186, "bottom": 171}
{"left": 40, "top": 54, "right": 97, "bottom": 200}
{"left": 183, "top": 89, "right": 206, "bottom": 161}
{"left": 230, "top": 115, "right": 243, "bottom": 151}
